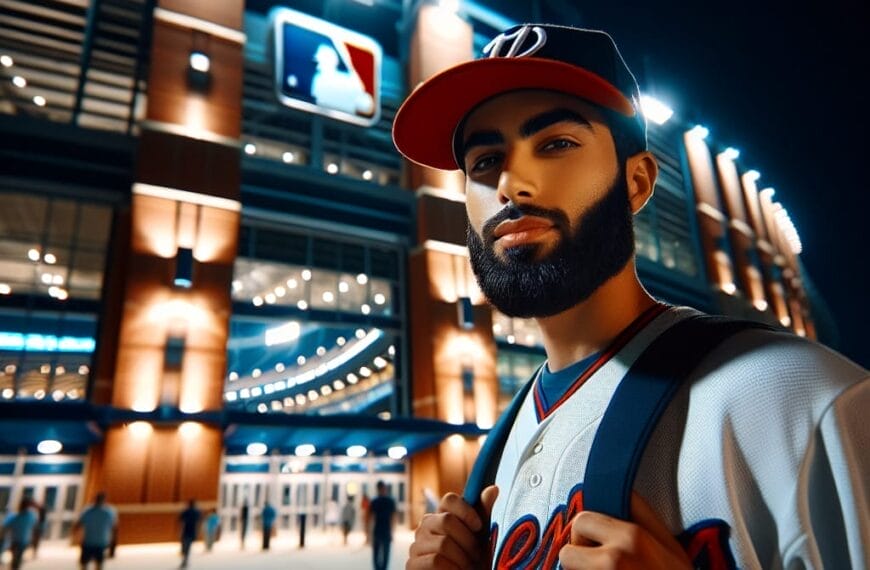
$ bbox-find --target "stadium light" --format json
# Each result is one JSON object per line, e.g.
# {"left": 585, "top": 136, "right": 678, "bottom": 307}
{"left": 639, "top": 94, "right": 674, "bottom": 125}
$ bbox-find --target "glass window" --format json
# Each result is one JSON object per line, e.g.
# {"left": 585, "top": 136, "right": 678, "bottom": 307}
{"left": 44, "top": 486, "right": 58, "bottom": 511}
{"left": 227, "top": 221, "right": 404, "bottom": 418}
{"left": 63, "top": 484, "right": 78, "bottom": 512}
{"left": 0, "top": 193, "right": 110, "bottom": 402}
{"left": 496, "top": 350, "right": 547, "bottom": 412}
{"left": 0, "top": 194, "right": 112, "bottom": 300}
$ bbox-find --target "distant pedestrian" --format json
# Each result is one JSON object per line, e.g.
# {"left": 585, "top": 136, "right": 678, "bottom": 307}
{"left": 74, "top": 492, "right": 117, "bottom": 570}
{"left": 297, "top": 512, "right": 307, "bottom": 548}
{"left": 1, "top": 498, "right": 38, "bottom": 570}
{"left": 203, "top": 509, "right": 221, "bottom": 552}
{"left": 260, "top": 501, "right": 276, "bottom": 551}
{"left": 178, "top": 499, "right": 201, "bottom": 569}
{"left": 340, "top": 497, "right": 356, "bottom": 546}
{"left": 28, "top": 499, "right": 46, "bottom": 559}
{"left": 360, "top": 493, "right": 370, "bottom": 544}
{"left": 365, "top": 481, "right": 396, "bottom": 570}
{"left": 239, "top": 501, "right": 249, "bottom": 550}
{"left": 325, "top": 499, "right": 340, "bottom": 532}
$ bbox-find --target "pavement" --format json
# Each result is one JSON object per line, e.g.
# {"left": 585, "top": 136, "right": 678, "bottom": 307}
{"left": 3, "top": 530, "right": 414, "bottom": 570}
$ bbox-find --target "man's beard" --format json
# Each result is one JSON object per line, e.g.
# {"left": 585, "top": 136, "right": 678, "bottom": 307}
{"left": 467, "top": 174, "right": 635, "bottom": 318}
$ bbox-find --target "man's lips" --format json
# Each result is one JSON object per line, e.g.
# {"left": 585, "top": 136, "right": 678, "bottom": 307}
{"left": 492, "top": 216, "right": 556, "bottom": 246}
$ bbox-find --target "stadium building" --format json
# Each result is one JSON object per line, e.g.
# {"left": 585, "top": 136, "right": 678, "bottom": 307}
{"left": 0, "top": 0, "right": 826, "bottom": 543}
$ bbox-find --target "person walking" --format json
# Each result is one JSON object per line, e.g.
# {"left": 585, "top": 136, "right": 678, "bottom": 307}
{"left": 238, "top": 501, "right": 249, "bottom": 550}
{"left": 365, "top": 481, "right": 395, "bottom": 570}
{"left": 178, "top": 499, "right": 201, "bottom": 569}
{"left": 260, "top": 501, "right": 276, "bottom": 551}
{"left": 359, "top": 493, "right": 370, "bottom": 545}
{"left": 1, "top": 498, "right": 38, "bottom": 570}
{"left": 73, "top": 492, "right": 117, "bottom": 570}
{"left": 203, "top": 509, "right": 221, "bottom": 552}
{"left": 28, "top": 500, "right": 45, "bottom": 560}
{"left": 340, "top": 496, "right": 356, "bottom": 546}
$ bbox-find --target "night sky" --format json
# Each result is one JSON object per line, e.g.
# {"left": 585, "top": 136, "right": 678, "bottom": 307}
{"left": 493, "top": 1, "right": 868, "bottom": 366}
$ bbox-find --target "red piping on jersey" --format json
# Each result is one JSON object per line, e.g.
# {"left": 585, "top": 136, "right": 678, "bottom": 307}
{"left": 533, "top": 303, "right": 670, "bottom": 422}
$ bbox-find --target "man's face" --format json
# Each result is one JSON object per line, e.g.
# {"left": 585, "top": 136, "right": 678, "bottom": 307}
{"left": 461, "top": 90, "right": 635, "bottom": 318}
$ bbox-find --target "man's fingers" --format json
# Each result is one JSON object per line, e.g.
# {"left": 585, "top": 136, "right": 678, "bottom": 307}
{"left": 409, "top": 512, "right": 481, "bottom": 569}
{"left": 559, "top": 543, "right": 617, "bottom": 569}
{"left": 429, "top": 512, "right": 483, "bottom": 558}
{"left": 480, "top": 485, "right": 499, "bottom": 519}
{"left": 438, "top": 492, "right": 483, "bottom": 533}
{"left": 569, "top": 510, "right": 621, "bottom": 546}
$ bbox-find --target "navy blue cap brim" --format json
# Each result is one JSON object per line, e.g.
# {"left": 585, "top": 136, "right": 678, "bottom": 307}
{"left": 392, "top": 56, "right": 636, "bottom": 171}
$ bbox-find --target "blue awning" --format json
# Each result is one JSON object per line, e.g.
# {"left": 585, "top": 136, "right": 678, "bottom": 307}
{"left": 0, "top": 402, "right": 486, "bottom": 457}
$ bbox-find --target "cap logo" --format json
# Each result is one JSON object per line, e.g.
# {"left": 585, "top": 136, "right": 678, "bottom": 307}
{"left": 483, "top": 25, "right": 547, "bottom": 59}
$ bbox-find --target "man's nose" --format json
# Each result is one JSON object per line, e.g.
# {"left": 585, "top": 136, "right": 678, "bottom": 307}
{"left": 496, "top": 159, "right": 536, "bottom": 206}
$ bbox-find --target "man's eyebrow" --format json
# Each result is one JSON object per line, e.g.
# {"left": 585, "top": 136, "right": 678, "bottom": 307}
{"left": 519, "top": 108, "right": 593, "bottom": 138}
{"left": 461, "top": 130, "right": 505, "bottom": 157}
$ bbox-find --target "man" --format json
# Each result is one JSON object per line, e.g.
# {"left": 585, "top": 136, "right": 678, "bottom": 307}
{"left": 1, "top": 498, "right": 37, "bottom": 570}
{"left": 203, "top": 509, "right": 220, "bottom": 552}
{"left": 239, "top": 501, "right": 249, "bottom": 550}
{"left": 260, "top": 501, "right": 276, "bottom": 551}
{"left": 74, "top": 492, "right": 117, "bottom": 570}
{"left": 178, "top": 499, "right": 201, "bottom": 568}
{"left": 340, "top": 496, "right": 356, "bottom": 546}
{"left": 365, "top": 481, "right": 396, "bottom": 570}
{"left": 392, "top": 23, "right": 869, "bottom": 570}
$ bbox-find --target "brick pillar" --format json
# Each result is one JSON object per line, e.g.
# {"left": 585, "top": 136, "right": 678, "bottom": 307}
{"left": 85, "top": 0, "right": 245, "bottom": 543}
{"left": 683, "top": 130, "right": 738, "bottom": 304}
{"left": 403, "top": 5, "right": 499, "bottom": 528}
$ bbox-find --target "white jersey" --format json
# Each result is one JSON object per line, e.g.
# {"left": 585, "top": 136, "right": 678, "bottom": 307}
{"left": 488, "top": 306, "right": 869, "bottom": 569}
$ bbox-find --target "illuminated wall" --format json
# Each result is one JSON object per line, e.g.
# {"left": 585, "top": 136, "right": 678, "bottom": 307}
{"left": 404, "top": 5, "right": 498, "bottom": 527}
{"left": 684, "top": 128, "right": 813, "bottom": 336}
{"left": 85, "top": 0, "right": 244, "bottom": 543}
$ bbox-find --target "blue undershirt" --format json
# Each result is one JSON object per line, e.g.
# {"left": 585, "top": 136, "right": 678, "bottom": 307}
{"left": 539, "top": 351, "right": 601, "bottom": 408}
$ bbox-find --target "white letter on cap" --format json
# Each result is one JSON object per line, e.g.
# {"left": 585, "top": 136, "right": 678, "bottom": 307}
{"left": 483, "top": 25, "right": 547, "bottom": 59}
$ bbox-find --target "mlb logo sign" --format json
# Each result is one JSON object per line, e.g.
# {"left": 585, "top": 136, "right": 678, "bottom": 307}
{"left": 272, "top": 7, "right": 382, "bottom": 127}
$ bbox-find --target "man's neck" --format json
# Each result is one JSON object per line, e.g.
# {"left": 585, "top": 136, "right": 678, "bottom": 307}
{"left": 535, "top": 259, "right": 657, "bottom": 371}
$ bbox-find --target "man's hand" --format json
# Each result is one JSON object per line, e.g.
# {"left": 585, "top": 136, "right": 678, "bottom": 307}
{"left": 407, "top": 485, "right": 498, "bottom": 570}
{"left": 559, "top": 493, "right": 692, "bottom": 569}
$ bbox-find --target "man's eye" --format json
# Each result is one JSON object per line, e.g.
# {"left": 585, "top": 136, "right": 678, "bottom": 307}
{"left": 470, "top": 154, "right": 501, "bottom": 173}
{"left": 541, "top": 139, "right": 577, "bottom": 152}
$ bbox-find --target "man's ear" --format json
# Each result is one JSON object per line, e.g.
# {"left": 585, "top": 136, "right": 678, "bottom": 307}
{"left": 625, "top": 151, "right": 658, "bottom": 214}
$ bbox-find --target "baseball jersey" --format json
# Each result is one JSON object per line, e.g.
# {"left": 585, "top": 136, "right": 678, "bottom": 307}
{"left": 487, "top": 305, "right": 869, "bottom": 569}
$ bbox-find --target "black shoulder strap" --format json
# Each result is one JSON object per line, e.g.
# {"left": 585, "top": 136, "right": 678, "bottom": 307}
{"left": 581, "top": 315, "right": 773, "bottom": 520}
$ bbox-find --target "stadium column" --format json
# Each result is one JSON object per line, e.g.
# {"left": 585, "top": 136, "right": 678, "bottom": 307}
{"left": 682, "top": 130, "right": 741, "bottom": 309}
{"left": 758, "top": 191, "right": 814, "bottom": 338}
{"left": 84, "top": 0, "right": 245, "bottom": 543}
{"left": 714, "top": 152, "right": 774, "bottom": 322}
{"left": 404, "top": 5, "right": 499, "bottom": 528}
{"left": 740, "top": 174, "right": 794, "bottom": 330}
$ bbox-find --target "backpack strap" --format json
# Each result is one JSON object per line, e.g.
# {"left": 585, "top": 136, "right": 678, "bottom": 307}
{"left": 581, "top": 315, "right": 774, "bottom": 520}
{"left": 463, "top": 365, "right": 540, "bottom": 506}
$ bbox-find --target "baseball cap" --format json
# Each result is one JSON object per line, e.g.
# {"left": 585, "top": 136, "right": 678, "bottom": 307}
{"left": 392, "top": 24, "right": 646, "bottom": 171}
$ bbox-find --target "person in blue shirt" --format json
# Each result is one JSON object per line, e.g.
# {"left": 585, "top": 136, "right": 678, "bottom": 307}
{"left": 178, "top": 499, "right": 201, "bottom": 569}
{"left": 1, "top": 498, "right": 38, "bottom": 570}
{"left": 203, "top": 509, "right": 221, "bottom": 552}
{"left": 260, "top": 501, "right": 276, "bottom": 551}
{"left": 74, "top": 492, "right": 117, "bottom": 570}
{"left": 365, "top": 481, "right": 396, "bottom": 570}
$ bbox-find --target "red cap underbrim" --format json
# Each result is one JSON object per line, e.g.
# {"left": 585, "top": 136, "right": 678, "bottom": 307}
{"left": 392, "top": 57, "right": 636, "bottom": 171}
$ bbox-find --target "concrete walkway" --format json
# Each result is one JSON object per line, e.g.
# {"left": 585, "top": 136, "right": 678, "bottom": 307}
{"left": 5, "top": 530, "right": 413, "bottom": 570}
